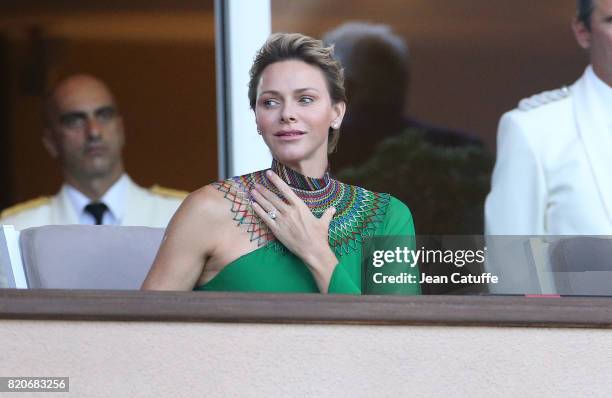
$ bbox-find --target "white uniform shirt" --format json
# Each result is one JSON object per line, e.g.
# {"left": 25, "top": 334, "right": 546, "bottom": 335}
{"left": 586, "top": 66, "right": 612, "bottom": 133}
{"left": 65, "top": 174, "right": 129, "bottom": 226}
{"left": 0, "top": 175, "right": 185, "bottom": 230}
{"left": 486, "top": 66, "right": 612, "bottom": 235}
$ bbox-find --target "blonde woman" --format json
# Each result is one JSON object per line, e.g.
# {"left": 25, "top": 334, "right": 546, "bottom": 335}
{"left": 143, "top": 33, "right": 419, "bottom": 294}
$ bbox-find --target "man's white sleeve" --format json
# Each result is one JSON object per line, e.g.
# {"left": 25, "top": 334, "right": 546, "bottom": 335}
{"left": 485, "top": 112, "right": 547, "bottom": 235}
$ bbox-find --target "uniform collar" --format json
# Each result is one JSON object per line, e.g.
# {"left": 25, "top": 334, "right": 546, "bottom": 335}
{"left": 64, "top": 174, "right": 129, "bottom": 225}
{"left": 586, "top": 65, "right": 612, "bottom": 127}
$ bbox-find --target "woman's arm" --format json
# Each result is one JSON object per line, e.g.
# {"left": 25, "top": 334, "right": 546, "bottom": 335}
{"left": 141, "top": 186, "right": 221, "bottom": 291}
{"left": 374, "top": 196, "right": 420, "bottom": 295}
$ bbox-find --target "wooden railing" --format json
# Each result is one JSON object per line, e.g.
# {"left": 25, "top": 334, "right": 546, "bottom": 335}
{"left": 1, "top": 290, "right": 612, "bottom": 328}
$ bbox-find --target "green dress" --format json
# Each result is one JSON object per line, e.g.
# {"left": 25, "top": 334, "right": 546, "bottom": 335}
{"left": 196, "top": 160, "right": 420, "bottom": 295}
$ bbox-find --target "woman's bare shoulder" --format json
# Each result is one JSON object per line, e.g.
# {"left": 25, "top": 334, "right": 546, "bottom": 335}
{"left": 172, "top": 178, "right": 252, "bottom": 230}
{"left": 178, "top": 184, "right": 229, "bottom": 216}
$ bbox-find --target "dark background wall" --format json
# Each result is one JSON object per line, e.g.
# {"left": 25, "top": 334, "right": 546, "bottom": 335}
{"left": 272, "top": 0, "right": 587, "bottom": 151}
{"left": 0, "top": 1, "right": 589, "bottom": 210}
{"left": 0, "top": 1, "right": 217, "bottom": 209}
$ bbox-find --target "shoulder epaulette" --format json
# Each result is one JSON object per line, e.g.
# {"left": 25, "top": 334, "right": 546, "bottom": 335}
{"left": 1, "top": 196, "right": 50, "bottom": 218}
{"left": 149, "top": 185, "right": 189, "bottom": 199}
{"left": 518, "top": 86, "right": 570, "bottom": 111}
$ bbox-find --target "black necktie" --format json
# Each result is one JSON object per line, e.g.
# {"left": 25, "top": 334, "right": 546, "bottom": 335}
{"left": 84, "top": 202, "right": 109, "bottom": 225}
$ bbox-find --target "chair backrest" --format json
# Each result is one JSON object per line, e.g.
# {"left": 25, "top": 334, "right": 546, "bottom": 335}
{"left": 486, "top": 236, "right": 612, "bottom": 295}
{"left": 549, "top": 236, "right": 612, "bottom": 295}
{"left": 19, "top": 225, "right": 165, "bottom": 289}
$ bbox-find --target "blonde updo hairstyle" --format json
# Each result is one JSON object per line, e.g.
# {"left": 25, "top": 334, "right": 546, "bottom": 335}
{"left": 248, "top": 32, "right": 347, "bottom": 154}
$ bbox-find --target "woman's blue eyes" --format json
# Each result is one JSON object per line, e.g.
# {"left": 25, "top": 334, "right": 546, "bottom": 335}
{"left": 263, "top": 99, "right": 278, "bottom": 107}
{"left": 262, "top": 97, "right": 314, "bottom": 107}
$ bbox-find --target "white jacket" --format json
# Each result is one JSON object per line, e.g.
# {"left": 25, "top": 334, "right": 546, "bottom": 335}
{"left": 0, "top": 176, "right": 186, "bottom": 230}
{"left": 486, "top": 66, "right": 612, "bottom": 235}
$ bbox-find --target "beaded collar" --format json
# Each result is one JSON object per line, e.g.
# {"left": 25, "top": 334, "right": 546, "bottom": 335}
{"left": 271, "top": 159, "right": 330, "bottom": 191}
{"left": 213, "top": 159, "right": 389, "bottom": 256}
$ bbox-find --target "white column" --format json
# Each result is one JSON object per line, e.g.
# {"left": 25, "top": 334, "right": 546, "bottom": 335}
{"left": 0, "top": 225, "right": 27, "bottom": 288}
{"left": 215, "top": 0, "right": 272, "bottom": 178}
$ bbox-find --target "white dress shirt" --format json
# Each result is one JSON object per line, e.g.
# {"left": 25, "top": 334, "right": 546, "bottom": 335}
{"left": 586, "top": 65, "right": 612, "bottom": 133}
{"left": 65, "top": 174, "right": 129, "bottom": 225}
{"left": 486, "top": 66, "right": 612, "bottom": 235}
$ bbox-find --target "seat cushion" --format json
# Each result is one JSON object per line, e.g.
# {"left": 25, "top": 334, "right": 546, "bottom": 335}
{"left": 20, "top": 225, "right": 164, "bottom": 289}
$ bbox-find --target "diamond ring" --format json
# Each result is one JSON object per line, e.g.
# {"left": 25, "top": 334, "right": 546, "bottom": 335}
{"left": 268, "top": 210, "right": 277, "bottom": 220}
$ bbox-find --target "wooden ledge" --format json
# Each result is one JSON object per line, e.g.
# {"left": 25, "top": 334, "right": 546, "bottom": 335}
{"left": 1, "top": 289, "right": 611, "bottom": 328}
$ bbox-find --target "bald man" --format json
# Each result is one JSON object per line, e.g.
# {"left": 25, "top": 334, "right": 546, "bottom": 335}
{"left": 0, "top": 74, "right": 186, "bottom": 230}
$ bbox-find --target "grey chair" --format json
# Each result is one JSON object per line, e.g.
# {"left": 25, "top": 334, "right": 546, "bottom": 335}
{"left": 549, "top": 236, "right": 612, "bottom": 295}
{"left": 19, "top": 225, "right": 164, "bottom": 289}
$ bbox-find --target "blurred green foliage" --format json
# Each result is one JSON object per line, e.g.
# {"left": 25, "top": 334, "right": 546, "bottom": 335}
{"left": 337, "top": 128, "right": 494, "bottom": 235}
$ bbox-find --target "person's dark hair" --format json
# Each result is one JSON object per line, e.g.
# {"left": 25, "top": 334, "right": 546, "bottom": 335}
{"left": 248, "top": 32, "right": 346, "bottom": 153}
{"left": 577, "top": 0, "right": 595, "bottom": 31}
{"left": 323, "top": 22, "right": 409, "bottom": 128}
